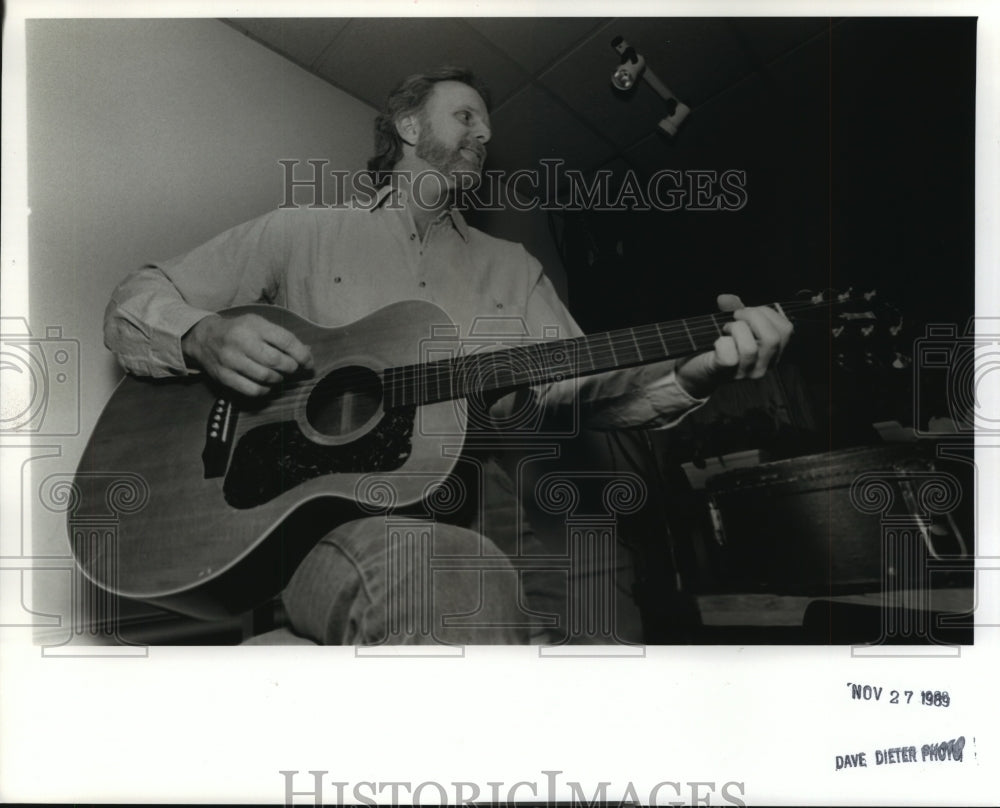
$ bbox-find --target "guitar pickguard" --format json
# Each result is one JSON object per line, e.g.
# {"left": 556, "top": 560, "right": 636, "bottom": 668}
{"left": 222, "top": 407, "right": 416, "bottom": 509}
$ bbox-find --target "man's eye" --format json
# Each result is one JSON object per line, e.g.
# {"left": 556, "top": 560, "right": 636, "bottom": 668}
{"left": 457, "top": 111, "right": 471, "bottom": 123}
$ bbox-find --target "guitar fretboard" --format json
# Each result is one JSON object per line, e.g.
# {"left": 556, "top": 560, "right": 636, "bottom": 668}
{"left": 382, "top": 310, "right": 735, "bottom": 409}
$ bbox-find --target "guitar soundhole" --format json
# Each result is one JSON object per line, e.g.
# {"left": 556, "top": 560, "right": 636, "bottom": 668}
{"left": 306, "top": 365, "right": 382, "bottom": 437}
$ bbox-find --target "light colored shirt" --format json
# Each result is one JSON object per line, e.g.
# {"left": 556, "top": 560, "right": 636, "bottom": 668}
{"left": 104, "top": 186, "right": 705, "bottom": 430}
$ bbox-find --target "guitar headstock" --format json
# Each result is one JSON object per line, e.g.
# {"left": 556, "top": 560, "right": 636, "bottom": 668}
{"left": 784, "top": 287, "right": 911, "bottom": 372}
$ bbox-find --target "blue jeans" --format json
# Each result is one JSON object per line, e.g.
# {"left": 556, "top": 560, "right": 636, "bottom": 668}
{"left": 281, "top": 455, "right": 645, "bottom": 645}
{"left": 282, "top": 517, "right": 555, "bottom": 644}
{"left": 281, "top": 516, "right": 644, "bottom": 645}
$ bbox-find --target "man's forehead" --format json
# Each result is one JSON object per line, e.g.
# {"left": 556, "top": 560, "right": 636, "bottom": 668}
{"left": 428, "top": 80, "right": 488, "bottom": 112}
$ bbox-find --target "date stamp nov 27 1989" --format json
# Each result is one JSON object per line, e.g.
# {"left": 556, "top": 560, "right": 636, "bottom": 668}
{"left": 834, "top": 679, "right": 970, "bottom": 771}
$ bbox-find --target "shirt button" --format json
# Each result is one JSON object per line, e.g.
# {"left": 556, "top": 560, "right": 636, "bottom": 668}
{"left": 333, "top": 276, "right": 342, "bottom": 283}
{"left": 410, "top": 233, "right": 416, "bottom": 240}
{"left": 496, "top": 303, "right": 504, "bottom": 309}
{"left": 419, "top": 281, "right": 426, "bottom": 288}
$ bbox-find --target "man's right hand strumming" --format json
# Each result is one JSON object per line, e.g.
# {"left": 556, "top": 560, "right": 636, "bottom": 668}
{"left": 181, "top": 313, "right": 314, "bottom": 397}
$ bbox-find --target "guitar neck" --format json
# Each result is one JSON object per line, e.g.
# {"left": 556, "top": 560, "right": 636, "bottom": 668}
{"left": 383, "top": 309, "right": 740, "bottom": 409}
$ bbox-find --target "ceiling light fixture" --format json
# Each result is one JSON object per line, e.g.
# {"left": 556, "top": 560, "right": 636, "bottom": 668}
{"left": 611, "top": 35, "right": 691, "bottom": 136}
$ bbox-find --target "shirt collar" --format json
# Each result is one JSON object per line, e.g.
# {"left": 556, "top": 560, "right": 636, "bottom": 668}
{"left": 370, "top": 182, "right": 470, "bottom": 243}
{"left": 443, "top": 205, "right": 470, "bottom": 242}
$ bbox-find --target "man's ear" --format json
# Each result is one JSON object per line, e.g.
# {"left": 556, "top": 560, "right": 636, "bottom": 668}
{"left": 395, "top": 113, "right": 420, "bottom": 147}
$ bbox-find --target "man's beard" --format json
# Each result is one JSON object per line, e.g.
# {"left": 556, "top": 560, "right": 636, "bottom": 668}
{"left": 414, "top": 122, "right": 484, "bottom": 190}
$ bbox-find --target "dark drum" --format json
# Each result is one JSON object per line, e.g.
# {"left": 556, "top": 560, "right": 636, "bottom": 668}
{"left": 703, "top": 445, "right": 971, "bottom": 595}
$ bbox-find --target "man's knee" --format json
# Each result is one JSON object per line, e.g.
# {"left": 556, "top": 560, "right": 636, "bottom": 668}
{"left": 282, "top": 518, "right": 533, "bottom": 645}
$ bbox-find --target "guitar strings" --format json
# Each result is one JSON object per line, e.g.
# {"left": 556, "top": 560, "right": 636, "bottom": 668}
{"left": 235, "top": 296, "right": 848, "bottom": 419}
{"left": 244, "top": 296, "right": 842, "bottom": 417}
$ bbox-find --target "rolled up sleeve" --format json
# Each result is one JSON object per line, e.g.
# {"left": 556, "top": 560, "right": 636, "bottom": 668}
{"left": 103, "top": 211, "right": 289, "bottom": 377}
{"left": 104, "top": 266, "right": 217, "bottom": 377}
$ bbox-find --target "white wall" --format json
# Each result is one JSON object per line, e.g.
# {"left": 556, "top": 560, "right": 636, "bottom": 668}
{"left": 24, "top": 19, "right": 378, "bottom": 633}
{"left": 27, "top": 18, "right": 378, "bottom": 427}
{"left": 23, "top": 18, "right": 568, "bottom": 637}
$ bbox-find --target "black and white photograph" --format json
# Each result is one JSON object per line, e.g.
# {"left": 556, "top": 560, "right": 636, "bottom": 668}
{"left": 1, "top": 1, "right": 997, "bottom": 804}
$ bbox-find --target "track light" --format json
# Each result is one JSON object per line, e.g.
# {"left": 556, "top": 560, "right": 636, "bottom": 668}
{"left": 611, "top": 35, "right": 691, "bottom": 136}
{"left": 611, "top": 44, "right": 645, "bottom": 91}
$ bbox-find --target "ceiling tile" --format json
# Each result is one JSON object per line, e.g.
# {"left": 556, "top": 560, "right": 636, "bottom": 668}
{"left": 225, "top": 18, "right": 349, "bottom": 69}
{"left": 540, "top": 18, "right": 756, "bottom": 152}
{"left": 728, "top": 17, "right": 830, "bottom": 67}
{"left": 226, "top": 16, "right": 843, "bottom": 207}
{"left": 616, "top": 18, "right": 755, "bottom": 106}
{"left": 313, "top": 18, "right": 527, "bottom": 110}
{"left": 462, "top": 17, "right": 606, "bottom": 76}
{"left": 763, "top": 29, "right": 831, "bottom": 115}
{"left": 486, "top": 84, "right": 617, "bottom": 201}
{"left": 622, "top": 72, "right": 787, "bottom": 171}
{"left": 538, "top": 19, "right": 667, "bottom": 149}
{"left": 621, "top": 132, "right": 682, "bottom": 177}
{"left": 666, "top": 75, "right": 771, "bottom": 160}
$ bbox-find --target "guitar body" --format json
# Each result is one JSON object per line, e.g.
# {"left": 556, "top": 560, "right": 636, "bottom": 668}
{"left": 72, "top": 287, "right": 878, "bottom": 620}
{"left": 72, "top": 301, "right": 467, "bottom": 619}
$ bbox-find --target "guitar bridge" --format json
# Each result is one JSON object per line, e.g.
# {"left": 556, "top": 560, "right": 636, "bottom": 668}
{"left": 202, "top": 396, "right": 238, "bottom": 478}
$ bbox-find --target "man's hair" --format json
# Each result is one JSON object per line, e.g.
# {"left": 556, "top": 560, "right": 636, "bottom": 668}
{"left": 367, "top": 66, "right": 491, "bottom": 186}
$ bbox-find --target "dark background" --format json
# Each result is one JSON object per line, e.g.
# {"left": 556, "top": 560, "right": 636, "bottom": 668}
{"left": 556, "top": 18, "right": 976, "bottom": 452}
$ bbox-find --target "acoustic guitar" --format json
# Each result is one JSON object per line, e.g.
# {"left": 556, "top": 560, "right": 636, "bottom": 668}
{"left": 69, "top": 292, "right": 889, "bottom": 618}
